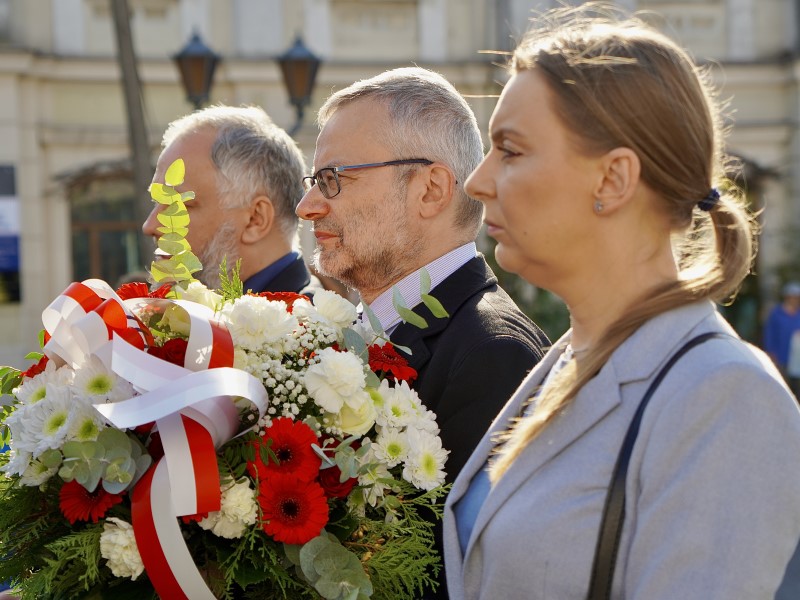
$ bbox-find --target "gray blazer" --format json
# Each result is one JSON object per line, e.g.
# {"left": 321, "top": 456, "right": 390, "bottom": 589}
{"left": 444, "top": 301, "right": 800, "bottom": 599}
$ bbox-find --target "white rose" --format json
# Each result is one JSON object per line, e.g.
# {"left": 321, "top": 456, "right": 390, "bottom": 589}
{"left": 311, "top": 289, "right": 357, "bottom": 329}
{"left": 332, "top": 390, "right": 377, "bottom": 436}
{"left": 304, "top": 348, "right": 366, "bottom": 413}
{"left": 178, "top": 281, "right": 223, "bottom": 309}
{"left": 160, "top": 304, "right": 191, "bottom": 336}
{"left": 100, "top": 518, "right": 145, "bottom": 580}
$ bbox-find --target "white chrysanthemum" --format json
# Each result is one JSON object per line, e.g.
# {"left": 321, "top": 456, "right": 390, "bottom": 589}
{"left": 19, "top": 384, "right": 75, "bottom": 456}
{"left": 357, "top": 445, "right": 393, "bottom": 507}
{"left": 304, "top": 347, "right": 366, "bottom": 413}
{"left": 222, "top": 296, "right": 298, "bottom": 350}
{"left": 72, "top": 356, "right": 135, "bottom": 403}
{"left": 198, "top": 479, "right": 258, "bottom": 539}
{"left": 0, "top": 447, "right": 32, "bottom": 477}
{"left": 14, "top": 361, "right": 73, "bottom": 405}
{"left": 409, "top": 405, "right": 440, "bottom": 435}
{"left": 375, "top": 380, "right": 417, "bottom": 429}
{"left": 67, "top": 396, "right": 106, "bottom": 442}
{"left": 19, "top": 457, "right": 59, "bottom": 486}
{"left": 331, "top": 390, "right": 377, "bottom": 436}
{"left": 309, "top": 289, "right": 358, "bottom": 330}
{"left": 177, "top": 280, "right": 223, "bottom": 309}
{"left": 402, "top": 429, "right": 449, "bottom": 491}
{"left": 100, "top": 517, "right": 145, "bottom": 580}
{"left": 374, "top": 427, "right": 409, "bottom": 468}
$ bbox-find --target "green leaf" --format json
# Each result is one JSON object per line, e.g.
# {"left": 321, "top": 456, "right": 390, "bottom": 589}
{"left": 362, "top": 303, "right": 384, "bottom": 336}
{"left": 180, "top": 191, "right": 195, "bottom": 202}
{"left": 365, "top": 370, "right": 380, "bottom": 389}
{"left": 24, "top": 351, "right": 44, "bottom": 361}
{"left": 39, "top": 449, "right": 63, "bottom": 469}
{"left": 421, "top": 293, "right": 449, "bottom": 318}
{"left": 161, "top": 201, "right": 189, "bottom": 218}
{"left": 343, "top": 328, "right": 367, "bottom": 358}
{"left": 158, "top": 238, "right": 190, "bottom": 256}
{"left": 164, "top": 158, "right": 185, "bottom": 187}
{"left": 391, "top": 286, "right": 408, "bottom": 312}
{"left": 420, "top": 267, "right": 432, "bottom": 295}
{"left": 396, "top": 305, "right": 428, "bottom": 329}
{"left": 174, "top": 251, "right": 203, "bottom": 273}
{"left": 149, "top": 182, "right": 179, "bottom": 204}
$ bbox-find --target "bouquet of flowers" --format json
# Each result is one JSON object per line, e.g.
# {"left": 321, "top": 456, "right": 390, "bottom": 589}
{"left": 0, "top": 160, "right": 449, "bottom": 600}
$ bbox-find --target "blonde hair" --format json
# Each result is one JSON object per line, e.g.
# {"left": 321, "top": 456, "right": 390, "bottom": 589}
{"left": 491, "top": 4, "right": 757, "bottom": 481}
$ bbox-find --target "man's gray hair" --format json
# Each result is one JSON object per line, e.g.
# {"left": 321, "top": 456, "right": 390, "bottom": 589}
{"left": 162, "top": 105, "right": 306, "bottom": 238}
{"left": 318, "top": 67, "right": 484, "bottom": 233}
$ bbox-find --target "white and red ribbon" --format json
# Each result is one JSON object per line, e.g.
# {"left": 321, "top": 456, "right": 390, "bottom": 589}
{"left": 41, "top": 281, "right": 268, "bottom": 599}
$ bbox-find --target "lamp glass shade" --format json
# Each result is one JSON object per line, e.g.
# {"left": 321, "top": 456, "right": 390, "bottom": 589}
{"left": 278, "top": 37, "right": 321, "bottom": 108}
{"left": 173, "top": 33, "right": 220, "bottom": 108}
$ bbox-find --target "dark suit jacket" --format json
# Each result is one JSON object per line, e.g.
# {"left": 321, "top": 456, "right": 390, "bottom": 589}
{"left": 391, "top": 255, "right": 549, "bottom": 481}
{"left": 390, "top": 255, "right": 550, "bottom": 600}
{"left": 249, "top": 255, "right": 322, "bottom": 297}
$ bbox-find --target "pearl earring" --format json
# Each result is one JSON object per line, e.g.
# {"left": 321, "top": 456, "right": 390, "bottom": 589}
{"left": 593, "top": 199, "right": 604, "bottom": 214}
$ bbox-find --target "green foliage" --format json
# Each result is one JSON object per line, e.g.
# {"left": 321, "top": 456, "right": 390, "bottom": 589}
{"left": 148, "top": 158, "right": 201, "bottom": 287}
{"left": 219, "top": 257, "right": 245, "bottom": 302}
{"left": 0, "top": 365, "right": 22, "bottom": 445}
{"left": 58, "top": 428, "right": 152, "bottom": 494}
{"left": 289, "top": 532, "right": 372, "bottom": 600}
{"left": 37, "top": 524, "right": 105, "bottom": 597}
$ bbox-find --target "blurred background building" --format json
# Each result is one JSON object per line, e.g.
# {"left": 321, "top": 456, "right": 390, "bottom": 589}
{"left": 0, "top": 0, "right": 797, "bottom": 367}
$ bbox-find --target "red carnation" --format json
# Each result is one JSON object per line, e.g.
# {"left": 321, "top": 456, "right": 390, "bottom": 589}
{"left": 248, "top": 417, "right": 321, "bottom": 482}
{"left": 147, "top": 337, "right": 188, "bottom": 366}
{"left": 252, "top": 291, "right": 309, "bottom": 312}
{"left": 22, "top": 354, "right": 49, "bottom": 379}
{"left": 116, "top": 281, "right": 172, "bottom": 301}
{"left": 368, "top": 343, "right": 417, "bottom": 383}
{"left": 258, "top": 473, "right": 329, "bottom": 544}
{"left": 59, "top": 480, "right": 124, "bottom": 524}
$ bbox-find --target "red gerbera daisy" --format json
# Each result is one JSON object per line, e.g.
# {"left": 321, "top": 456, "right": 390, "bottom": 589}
{"left": 248, "top": 417, "right": 321, "bottom": 482}
{"left": 251, "top": 291, "right": 309, "bottom": 312}
{"left": 116, "top": 281, "right": 172, "bottom": 301}
{"left": 368, "top": 343, "right": 417, "bottom": 383}
{"left": 258, "top": 473, "right": 329, "bottom": 544}
{"left": 59, "top": 480, "right": 124, "bottom": 524}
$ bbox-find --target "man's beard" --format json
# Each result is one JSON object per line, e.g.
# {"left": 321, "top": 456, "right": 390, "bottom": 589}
{"left": 196, "top": 220, "right": 239, "bottom": 290}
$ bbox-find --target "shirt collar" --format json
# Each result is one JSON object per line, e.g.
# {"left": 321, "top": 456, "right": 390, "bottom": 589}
{"left": 360, "top": 242, "right": 477, "bottom": 333}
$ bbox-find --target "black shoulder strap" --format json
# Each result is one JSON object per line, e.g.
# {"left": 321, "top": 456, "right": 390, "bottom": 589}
{"left": 587, "top": 331, "right": 727, "bottom": 600}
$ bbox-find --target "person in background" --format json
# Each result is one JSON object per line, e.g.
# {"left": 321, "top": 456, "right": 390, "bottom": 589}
{"left": 297, "top": 66, "right": 549, "bottom": 599}
{"left": 763, "top": 280, "right": 800, "bottom": 396}
{"left": 444, "top": 5, "right": 800, "bottom": 599}
{"left": 143, "top": 105, "right": 321, "bottom": 296}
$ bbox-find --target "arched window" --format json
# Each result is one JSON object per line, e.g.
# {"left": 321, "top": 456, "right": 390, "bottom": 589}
{"left": 68, "top": 166, "right": 144, "bottom": 287}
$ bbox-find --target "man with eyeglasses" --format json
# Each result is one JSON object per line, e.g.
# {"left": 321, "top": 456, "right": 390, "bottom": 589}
{"left": 297, "top": 67, "right": 550, "bottom": 599}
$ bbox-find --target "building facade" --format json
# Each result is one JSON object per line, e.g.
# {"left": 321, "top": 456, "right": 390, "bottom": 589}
{"left": 0, "top": 0, "right": 797, "bottom": 366}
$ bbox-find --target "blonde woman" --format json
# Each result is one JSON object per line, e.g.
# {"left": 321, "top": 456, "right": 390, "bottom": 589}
{"left": 444, "top": 5, "right": 800, "bottom": 600}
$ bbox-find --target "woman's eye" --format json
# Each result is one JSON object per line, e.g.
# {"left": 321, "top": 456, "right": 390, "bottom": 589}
{"left": 498, "top": 146, "right": 520, "bottom": 159}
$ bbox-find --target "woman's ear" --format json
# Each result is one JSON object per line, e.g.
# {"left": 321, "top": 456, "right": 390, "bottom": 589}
{"left": 417, "top": 164, "right": 455, "bottom": 219}
{"left": 593, "top": 147, "right": 641, "bottom": 214}
{"left": 241, "top": 196, "right": 274, "bottom": 244}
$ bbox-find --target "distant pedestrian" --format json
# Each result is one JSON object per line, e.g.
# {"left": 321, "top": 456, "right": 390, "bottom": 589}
{"left": 764, "top": 281, "right": 800, "bottom": 396}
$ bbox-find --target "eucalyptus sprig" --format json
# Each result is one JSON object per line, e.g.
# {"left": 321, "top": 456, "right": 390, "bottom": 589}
{"left": 148, "top": 158, "right": 202, "bottom": 286}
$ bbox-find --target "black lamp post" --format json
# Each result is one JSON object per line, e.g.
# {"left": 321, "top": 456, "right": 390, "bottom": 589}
{"left": 277, "top": 36, "right": 322, "bottom": 136}
{"left": 173, "top": 32, "right": 220, "bottom": 110}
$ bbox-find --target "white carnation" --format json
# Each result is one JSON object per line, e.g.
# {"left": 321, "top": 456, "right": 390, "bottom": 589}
{"left": 198, "top": 479, "right": 258, "bottom": 539}
{"left": 402, "top": 429, "right": 449, "bottom": 491}
{"left": 304, "top": 347, "right": 366, "bottom": 413}
{"left": 100, "top": 517, "right": 145, "bottom": 580}
{"left": 222, "top": 296, "right": 298, "bottom": 351}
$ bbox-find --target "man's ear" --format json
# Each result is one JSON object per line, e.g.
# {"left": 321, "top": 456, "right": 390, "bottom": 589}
{"left": 417, "top": 164, "right": 455, "bottom": 219}
{"left": 593, "top": 147, "right": 641, "bottom": 214}
{"left": 241, "top": 196, "right": 274, "bottom": 244}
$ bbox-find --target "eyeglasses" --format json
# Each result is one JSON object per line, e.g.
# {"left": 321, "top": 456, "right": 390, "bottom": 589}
{"left": 303, "top": 159, "right": 434, "bottom": 199}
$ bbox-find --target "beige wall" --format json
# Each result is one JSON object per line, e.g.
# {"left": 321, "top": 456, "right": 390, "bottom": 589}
{"left": 0, "top": 0, "right": 798, "bottom": 367}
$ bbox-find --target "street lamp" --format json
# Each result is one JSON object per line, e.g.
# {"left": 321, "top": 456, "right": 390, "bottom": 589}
{"left": 173, "top": 31, "right": 220, "bottom": 110}
{"left": 277, "top": 36, "right": 322, "bottom": 136}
